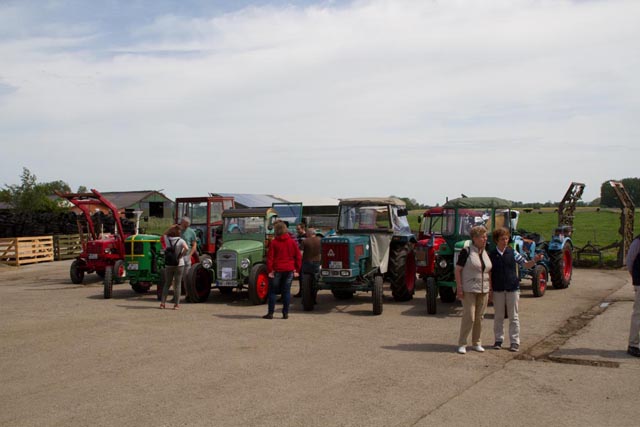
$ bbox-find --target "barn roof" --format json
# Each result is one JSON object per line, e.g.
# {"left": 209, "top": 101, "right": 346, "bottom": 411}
{"left": 99, "top": 191, "right": 172, "bottom": 208}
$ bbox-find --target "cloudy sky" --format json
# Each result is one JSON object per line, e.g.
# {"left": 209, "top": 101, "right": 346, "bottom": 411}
{"left": 1, "top": 0, "right": 638, "bottom": 205}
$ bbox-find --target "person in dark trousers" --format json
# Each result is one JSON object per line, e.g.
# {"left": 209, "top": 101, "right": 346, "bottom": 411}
{"left": 299, "top": 227, "right": 321, "bottom": 302}
{"left": 627, "top": 235, "right": 640, "bottom": 357}
{"left": 264, "top": 220, "right": 302, "bottom": 319}
{"left": 489, "top": 227, "right": 542, "bottom": 352}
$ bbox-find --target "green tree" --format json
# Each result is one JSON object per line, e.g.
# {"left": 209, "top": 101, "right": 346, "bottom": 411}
{"left": 2, "top": 167, "right": 70, "bottom": 212}
{"left": 600, "top": 178, "right": 640, "bottom": 207}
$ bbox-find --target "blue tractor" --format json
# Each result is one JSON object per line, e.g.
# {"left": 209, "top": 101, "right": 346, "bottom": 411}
{"left": 301, "top": 197, "right": 417, "bottom": 315}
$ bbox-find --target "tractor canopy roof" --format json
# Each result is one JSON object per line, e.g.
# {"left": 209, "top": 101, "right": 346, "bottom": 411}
{"left": 222, "top": 207, "right": 276, "bottom": 218}
{"left": 443, "top": 197, "right": 512, "bottom": 209}
{"left": 339, "top": 197, "right": 406, "bottom": 207}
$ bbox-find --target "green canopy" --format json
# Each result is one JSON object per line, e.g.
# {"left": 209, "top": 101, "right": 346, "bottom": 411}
{"left": 443, "top": 197, "right": 512, "bottom": 209}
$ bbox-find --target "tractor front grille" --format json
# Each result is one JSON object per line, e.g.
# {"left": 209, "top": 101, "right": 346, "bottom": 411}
{"left": 217, "top": 251, "right": 237, "bottom": 280}
{"left": 322, "top": 242, "right": 349, "bottom": 269}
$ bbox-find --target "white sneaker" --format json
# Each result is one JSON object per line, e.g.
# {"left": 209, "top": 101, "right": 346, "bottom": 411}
{"left": 457, "top": 346, "right": 466, "bottom": 354}
{"left": 472, "top": 345, "right": 485, "bottom": 352}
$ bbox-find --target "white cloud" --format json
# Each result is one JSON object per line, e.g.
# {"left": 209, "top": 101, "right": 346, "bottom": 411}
{"left": 1, "top": 0, "right": 639, "bottom": 204}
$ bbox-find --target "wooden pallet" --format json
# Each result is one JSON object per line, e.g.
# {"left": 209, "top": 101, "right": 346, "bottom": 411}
{"left": 53, "top": 234, "right": 83, "bottom": 261}
{"left": 0, "top": 236, "right": 54, "bottom": 266}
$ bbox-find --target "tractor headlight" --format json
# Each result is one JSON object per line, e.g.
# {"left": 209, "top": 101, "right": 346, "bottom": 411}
{"left": 201, "top": 258, "right": 213, "bottom": 269}
{"left": 240, "top": 258, "right": 251, "bottom": 269}
{"left": 438, "top": 258, "right": 448, "bottom": 269}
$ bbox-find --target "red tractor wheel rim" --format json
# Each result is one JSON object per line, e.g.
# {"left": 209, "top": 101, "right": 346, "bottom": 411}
{"left": 256, "top": 272, "right": 269, "bottom": 299}
{"left": 117, "top": 264, "right": 125, "bottom": 278}
{"left": 405, "top": 252, "right": 416, "bottom": 293}
{"left": 563, "top": 248, "right": 572, "bottom": 281}
{"left": 538, "top": 270, "right": 547, "bottom": 293}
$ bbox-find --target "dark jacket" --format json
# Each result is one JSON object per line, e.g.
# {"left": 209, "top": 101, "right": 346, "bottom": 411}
{"left": 489, "top": 246, "right": 520, "bottom": 292}
{"left": 267, "top": 233, "right": 302, "bottom": 274}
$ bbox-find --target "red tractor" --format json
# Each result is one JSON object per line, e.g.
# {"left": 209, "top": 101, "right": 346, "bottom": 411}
{"left": 57, "top": 189, "right": 133, "bottom": 286}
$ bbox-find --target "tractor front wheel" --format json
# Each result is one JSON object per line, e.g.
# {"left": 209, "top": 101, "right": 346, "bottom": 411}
{"left": 104, "top": 267, "right": 114, "bottom": 299}
{"left": 248, "top": 264, "right": 269, "bottom": 305}
{"left": 389, "top": 243, "right": 416, "bottom": 302}
{"left": 550, "top": 244, "right": 573, "bottom": 289}
{"left": 131, "top": 282, "right": 151, "bottom": 293}
{"left": 186, "top": 263, "right": 213, "bottom": 303}
{"left": 426, "top": 277, "right": 437, "bottom": 314}
{"left": 70, "top": 259, "right": 84, "bottom": 284}
{"left": 372, "top": 275, "right": 383, "bottom": 315}
{"left": 114, "top": 260, "right": 126, "bottom": 284}
{"left": 302, "top": 273, "right": 316, "bottom": 311}
{"left": 439, "top": 285, "right": 456, "bottom": 303}
{"left": 531, "top": 264, "right": 548, "bottom": 297}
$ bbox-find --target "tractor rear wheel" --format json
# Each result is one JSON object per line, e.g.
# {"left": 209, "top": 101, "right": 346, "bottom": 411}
{"left": 389, "top": 243, "right": 416, "bottom": 302}
{"left": 550, "top": 244, "right": 573, "bottom": 289}
{"left": 302, "top": 273, "right": 315, "bottom": 311}
{"left": 104, "top": 267, "right": 114, "bottom": 299}
{"left": 331, "top": 289, "right": 355, "bottom": 300}
{"left": 438, "top": 285, "right": 456, "bottom": 303}
{"left": 248, "top": 264, "right": 269, "bottom": 305}
{"left": 372, "top": 275, "right": 383, "bottom": 315}
{"left": 426, "top": 277, "right": 437, "bottom": 314}
{"left": 186, "top": 263, "right": 213, "bottom": 303}
{"left": 531, "top": 264, "right": 548, "bottom": 297}
{"left": 70, "top": 260, "right": 84, "bottom": 284}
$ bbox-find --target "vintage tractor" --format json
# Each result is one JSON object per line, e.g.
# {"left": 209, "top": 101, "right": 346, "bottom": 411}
{"left": 301, "top": 198, "right": 417, "bottom": 315}
{"left": 415, "top": 197, "right": 517, "bottom": 314}
{"left": 174, "top": 196, "right": 235, "bottom": 266}
{"left": 56, "top": 189, "right": 135, "bottom": 286}
{"left": 185, "top": 207, "right": 278, "bottom": 303}
{"left": 102, "top": 233, "right": 166, "bottom": 299}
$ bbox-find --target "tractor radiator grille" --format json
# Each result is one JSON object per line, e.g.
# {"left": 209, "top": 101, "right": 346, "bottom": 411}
{"left": 217, "top": 251, "right": 237, "bottom": 280}
{"left": 322, "top": 243, "right": 349, "bottom": 269}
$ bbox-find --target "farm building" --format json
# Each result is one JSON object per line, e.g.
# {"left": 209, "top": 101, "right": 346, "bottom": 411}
{"left": 99, "top": 191, "right": 173, "bottom": 218}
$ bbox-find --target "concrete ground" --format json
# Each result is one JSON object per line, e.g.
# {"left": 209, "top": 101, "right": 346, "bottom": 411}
{"left": 0, "top": 261, "right": 637, "bottom": 427}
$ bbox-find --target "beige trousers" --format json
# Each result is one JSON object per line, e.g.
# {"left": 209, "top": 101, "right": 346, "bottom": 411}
{"left": 458, "top": 292, "right": 489, "bottom": 347}
{"left": 493, "top": 291, "right": 520, "bottom": 345}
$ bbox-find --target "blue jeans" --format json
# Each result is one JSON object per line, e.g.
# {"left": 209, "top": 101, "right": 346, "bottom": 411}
{"left": 268, "top": 271, "right": 293, "bottom": 314}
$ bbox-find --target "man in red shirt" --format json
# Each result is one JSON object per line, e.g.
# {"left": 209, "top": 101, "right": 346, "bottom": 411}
{"left": 264, "top": 220, "right": 302, "bottom": 319}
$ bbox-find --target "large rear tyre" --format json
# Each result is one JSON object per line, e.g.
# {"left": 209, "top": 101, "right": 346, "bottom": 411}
{"left": 426, "top": 277, "right": 437, "bottom": 314}
{"left": 70, "top": 259, "right": 84, "bottom": 284}
{"left": 389, "top": 243, "right": 416, "bottom": 302}
{"left": 531, "top": 264, "right": 548, "bottom": 297}
{"left": 331, "top": 289, "right": 355, "bottom": 300}
{"left": 186, "top": 263, "right": 213, "bottom": 303}
{"left": 550, "top": 244, "right": 572, "bottom": 289}
{"left": 372, "top": 275, "right": 383, "bottom": 315}
{"left": 302, "top": 273, "right": 315, "bottom": 311}
{"left": 439, "top": 285, "right": 456, "bottom": 303}
{"left": 103, "top": 267, "right": 114, "bottom": 299}
{"left": 248, "top": 264, "right": 269, "bottom": 305}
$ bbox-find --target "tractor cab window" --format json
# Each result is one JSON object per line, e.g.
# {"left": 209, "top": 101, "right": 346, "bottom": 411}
{"left": 177, "top": 201, "right": 208, "bottom": 225}
{"left": 457, "top": 209, "right": 490, "bottom": 236}
{"left": 391, "top": 207, "right": 411, "bottom": 233}
{"left": 224, "top": 216, "right": 265, "bottom": 235}
{"left": 210, "top": 202, "right": 224, "bottom": 224}
{"left": 426, "top": 209, "right": 456, "bottom": 236}
{"left": 339, "top": 205, "right": 391, "bottom": 231}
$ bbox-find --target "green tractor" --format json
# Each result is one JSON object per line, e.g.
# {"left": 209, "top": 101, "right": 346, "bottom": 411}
{"left": 302, "top": 197, "right": 417, "bottom": 315}
{"left": 186, "top": 207, "right": 279, "bottom": 304}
